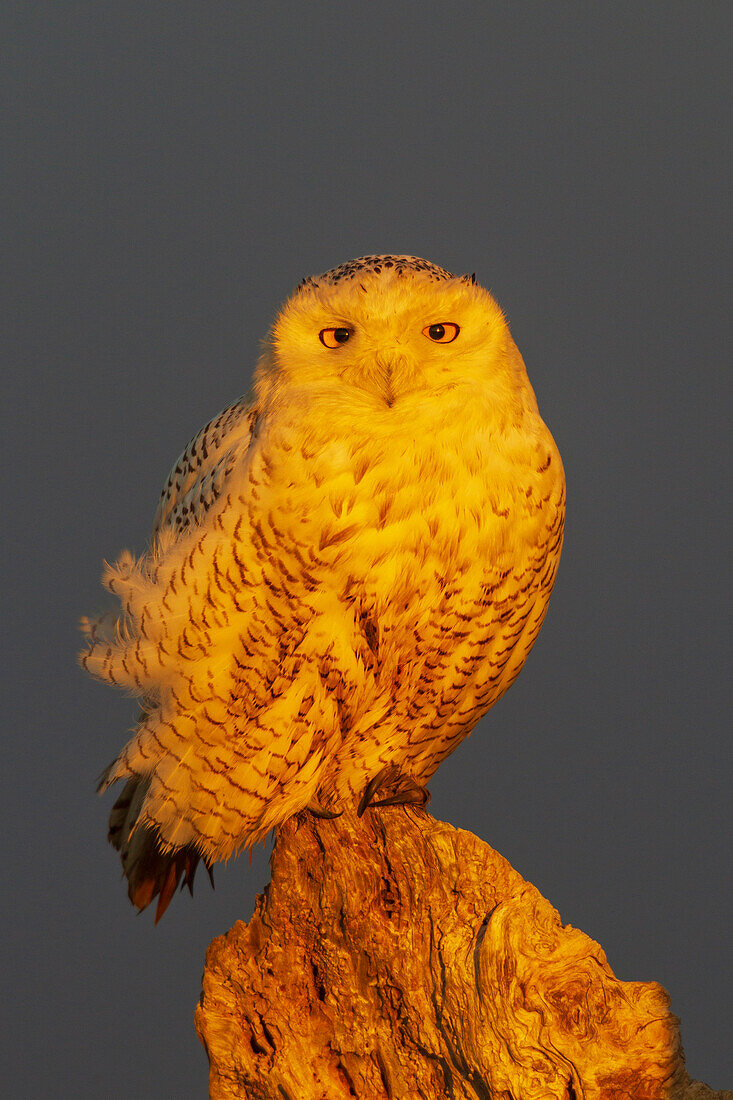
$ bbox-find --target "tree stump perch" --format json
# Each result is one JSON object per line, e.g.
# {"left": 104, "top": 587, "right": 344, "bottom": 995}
{"left": 195, "top": 808, "right": 730, "bottom": 1099}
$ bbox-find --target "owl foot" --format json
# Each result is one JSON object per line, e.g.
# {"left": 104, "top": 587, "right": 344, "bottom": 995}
{"left": 357, "top": 764, "right": 431, "bottom": 816}
{"left": 307, "top": 800, "right": 343, "bottom": 820}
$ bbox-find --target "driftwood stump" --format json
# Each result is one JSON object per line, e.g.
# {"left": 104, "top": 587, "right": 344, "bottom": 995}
{"left": 195, "top": 808, "right": 729, "bottom": 1099}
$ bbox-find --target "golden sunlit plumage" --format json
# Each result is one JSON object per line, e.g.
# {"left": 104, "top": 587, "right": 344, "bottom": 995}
{"left": 81, "top": 255, "right": 565, "bottom": 919}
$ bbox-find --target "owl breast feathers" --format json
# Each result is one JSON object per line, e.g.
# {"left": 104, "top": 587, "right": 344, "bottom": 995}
{"left": 81, "top": 255, "right": 565, "bottom": 919}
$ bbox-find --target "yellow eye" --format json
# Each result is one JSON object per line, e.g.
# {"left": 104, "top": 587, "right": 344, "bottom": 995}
{"left": 319, "top": 327, "right": 352, "bottom": 348}
{"left": 423, "top": 322, "right": 460, "bottom": 343}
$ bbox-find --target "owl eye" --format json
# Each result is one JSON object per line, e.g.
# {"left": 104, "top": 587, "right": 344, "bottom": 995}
{"left": 423, "top": 322, "right": 459, "bottom": 343}
{"left": 319, "top": 327, "right": 352, "bottom": 348}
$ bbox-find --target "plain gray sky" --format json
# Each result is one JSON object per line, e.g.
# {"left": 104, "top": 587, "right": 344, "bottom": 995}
{"left": 3, "top": 3, "right": 731, "bottom": 1095}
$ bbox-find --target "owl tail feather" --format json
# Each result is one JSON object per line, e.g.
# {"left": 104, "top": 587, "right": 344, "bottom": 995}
{"left": 106, "top": 777, "right": 214, "bottom": 923}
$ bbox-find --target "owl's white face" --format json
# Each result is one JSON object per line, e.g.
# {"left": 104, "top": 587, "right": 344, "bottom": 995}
{"left": 256, "top": 255, "right": 534, "bottom": 422}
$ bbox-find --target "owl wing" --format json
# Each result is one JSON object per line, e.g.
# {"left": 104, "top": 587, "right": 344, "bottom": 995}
{"left": 83, "top": 392, "right": 349, "bottom": 917}
{"left": 84, "top": 395, "right": 264, "bottom": 918}
{"left": 151, "top": 396, "right": 259, "bottom": 540}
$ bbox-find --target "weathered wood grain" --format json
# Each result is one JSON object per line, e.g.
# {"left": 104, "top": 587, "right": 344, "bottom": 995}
{"left": 196, "top": 808, "right": 730, "bottom": 1100}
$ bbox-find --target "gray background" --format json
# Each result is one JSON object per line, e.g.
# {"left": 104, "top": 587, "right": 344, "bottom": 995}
{"left": 3, "top": 3, "right": 731, "bottom": 1096}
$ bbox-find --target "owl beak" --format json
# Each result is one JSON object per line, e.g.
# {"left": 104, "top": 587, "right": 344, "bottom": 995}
{"left": 373, "top": 352, "right": 401, "bottom": 407}
{"left": 379, "top": 363, "right": 396, "bottom": 408}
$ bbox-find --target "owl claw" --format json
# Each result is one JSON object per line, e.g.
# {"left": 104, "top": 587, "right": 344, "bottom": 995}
{"left": 358, "top": 765, "right": 430, "bottom": 816}
{"left": 372, "top": 785, "right": 431, "bottom": 809}
{"left": 307, "top": 800, "right": 343, "bottom": 820}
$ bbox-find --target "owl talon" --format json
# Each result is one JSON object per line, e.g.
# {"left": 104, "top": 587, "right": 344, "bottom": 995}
{"left": 358, "top": 765, "right": 399, "bottom": 816}
{"left": 373, "top": 784, "right": 431, "bottom": 810}
{"left": 358, "top": 765, "right": 430, "bottom": 816}
{"left": 307, "top": 800, "right": 343, "bottom": 820}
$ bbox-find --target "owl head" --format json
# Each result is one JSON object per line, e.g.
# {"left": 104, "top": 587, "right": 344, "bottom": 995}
{"left": 255, "top": 255, "right": 537, "bottom": 422}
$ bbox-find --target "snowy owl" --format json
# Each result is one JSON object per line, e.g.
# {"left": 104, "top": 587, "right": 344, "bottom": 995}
{"left": 80, "top": 255, "right": 565, "bottom": 920}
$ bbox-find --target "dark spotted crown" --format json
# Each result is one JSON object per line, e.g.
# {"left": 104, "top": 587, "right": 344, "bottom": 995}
{"left": 297, "top": 254, "right": 475, "bottom": 293}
